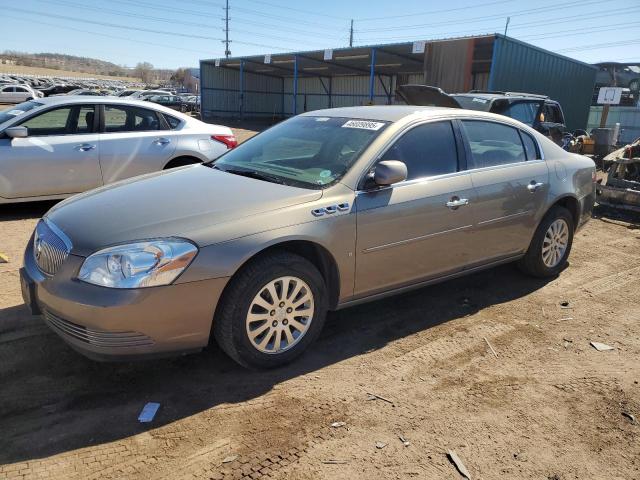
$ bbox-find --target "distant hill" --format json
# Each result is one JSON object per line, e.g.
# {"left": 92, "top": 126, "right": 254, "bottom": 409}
{"left": 1, "top": 51, "right": 132, "bottom": 77}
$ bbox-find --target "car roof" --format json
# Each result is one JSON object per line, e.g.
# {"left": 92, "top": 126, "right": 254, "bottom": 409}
{"left": 300, "top": 105, "right": 549, "bottom": 131}
{"left": 27, "top": 96, "right": 191, "bottom": 119}
{"left": 301, "top": 105, "right": 457, "bottom": 122}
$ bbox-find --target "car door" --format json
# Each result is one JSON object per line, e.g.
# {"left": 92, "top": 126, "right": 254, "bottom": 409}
{"left": 98, "top": 104, "right": 176, "bottom": 183}
{"left": 0, "top": 86, "right": 16, "bottom": 103}
{"left": 354, "top": 120, "right": 477, "bottom": 296}
{"left": 0, "top": 104, "right": 102, "bottom": 199}
{"left": 14, "top": 86, "right": 31, "bottom": 102}
{"left": 459, "top": 119, "right": 549, "bottom": 265}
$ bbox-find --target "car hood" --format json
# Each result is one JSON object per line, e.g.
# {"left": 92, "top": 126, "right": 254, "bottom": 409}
{"left": 46, "top": 165, "right": 323, "bottom": 256}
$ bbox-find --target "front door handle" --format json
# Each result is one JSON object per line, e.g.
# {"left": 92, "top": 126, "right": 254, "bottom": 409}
{"left": 446, "top": 196, "right": 470, "bottom": 210}
{"left": 154, "top": 137, "right": 171, "bottom": 145}
{"left": 76, "top": 144, "right": 96, "bottom": 151}
{"left": 527, "top": 181, "right": 544, "bottom": 193}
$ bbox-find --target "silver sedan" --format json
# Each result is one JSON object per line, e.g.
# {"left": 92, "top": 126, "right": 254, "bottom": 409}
{"left": 0, "top": 96, "right": 235, "bottom": 203}
{"left": 20, "top": 106, "right": 595, "bottom": 368}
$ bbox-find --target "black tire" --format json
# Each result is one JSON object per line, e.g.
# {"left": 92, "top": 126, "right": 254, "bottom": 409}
{"left": 518, "top": 205, "right": 574, "bottom": 278}
{"left": 213, "top": 251, "right": 328, "bottom": 369}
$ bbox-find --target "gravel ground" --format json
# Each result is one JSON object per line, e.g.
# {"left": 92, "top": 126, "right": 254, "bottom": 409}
{"left": 0, "top": 130, "right": 639, "bottom": 479}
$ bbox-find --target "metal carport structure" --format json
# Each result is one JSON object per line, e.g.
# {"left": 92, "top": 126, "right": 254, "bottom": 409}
{"left": 200, "top": 34, "right": 596, "bottom": 130}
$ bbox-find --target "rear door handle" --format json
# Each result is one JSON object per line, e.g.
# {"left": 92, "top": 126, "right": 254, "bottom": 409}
{"left": 446, "top": 197, "right": 469, "bottom": 209}
{"left": 527, "top": 181, "right": 544, "bottom": 193}
{"left": 154, "top": 137, "right": 171, "bottom": 145}
{"left": 76, "top": 144, "right": 96, "bottom": 151}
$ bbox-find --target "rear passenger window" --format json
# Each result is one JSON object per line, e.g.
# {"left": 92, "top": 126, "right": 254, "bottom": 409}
{"left": 462, "top": 121, "right": 526, "bottom": 168}
{"left": 520, "top": 131, "right": 540, "bottom": 160}
{"left": 164, "top": 114, "right": 181, "bottom": 129}
{"left": 104, "top": 105, "right": 161, "bottom": 132}
{"left": 380, "top": 121, "right": 458, "bottom": 180}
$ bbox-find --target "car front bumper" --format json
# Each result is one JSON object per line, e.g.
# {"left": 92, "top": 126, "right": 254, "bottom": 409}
{"left": 21, "top": 237, "right": 229, "bottom": 361}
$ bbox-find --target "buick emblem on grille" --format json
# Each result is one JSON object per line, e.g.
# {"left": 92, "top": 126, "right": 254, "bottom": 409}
{"left": 34, "top": 235, "right": 42, "bottom": 260}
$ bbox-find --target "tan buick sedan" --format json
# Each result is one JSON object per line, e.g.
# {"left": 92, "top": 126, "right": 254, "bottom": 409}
{"left": 21, "top": 106, "right": 595, "bottom": 368}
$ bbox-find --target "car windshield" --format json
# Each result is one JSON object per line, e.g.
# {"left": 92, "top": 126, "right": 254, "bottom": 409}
{"left": 451, "top": 95, "right": 493, "bottom": 111}
{"left": 213, "top": 116, "right": 388, "bottom": 189}
{"left": 0, "top": 100, "right": 43, "bottom": 125}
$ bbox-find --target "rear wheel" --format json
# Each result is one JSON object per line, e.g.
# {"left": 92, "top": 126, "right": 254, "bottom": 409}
{"left": 518, "top": 206, "right": 574, "bottom": 278}
{"left": 213, "top": 252, "right": 328, "bottom": 369}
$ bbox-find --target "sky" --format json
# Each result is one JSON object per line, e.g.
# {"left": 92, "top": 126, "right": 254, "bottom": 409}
{"left": 0, "top": 0, "right": 638, "bottom": 70}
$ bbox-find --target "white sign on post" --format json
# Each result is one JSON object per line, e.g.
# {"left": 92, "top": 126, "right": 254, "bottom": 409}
{"left": 412, "top": 40, "right": 426, "bottom": 54}
{"left": 597, "top": 87, "right": 623, "bottom": 105}
{"left": 215, "top": 58, "right": 221, "bottom": 67}
{"left": 324, "top": 49, "right": 333, "bottom": 61}
{"left": 264, "top": 54, "right": 271, "bottom": 64}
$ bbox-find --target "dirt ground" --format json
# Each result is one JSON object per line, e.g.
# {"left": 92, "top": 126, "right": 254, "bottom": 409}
{"left": 1, "top": 145, "right": 639, "bottom": 479}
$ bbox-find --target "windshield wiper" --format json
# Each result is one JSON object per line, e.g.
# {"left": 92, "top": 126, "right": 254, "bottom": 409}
{"left": 218, "top": 167, "right": 287, "bottom": 185}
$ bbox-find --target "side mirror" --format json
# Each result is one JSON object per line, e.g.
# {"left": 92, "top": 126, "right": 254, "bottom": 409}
{"left": 374, "top": 160, "right": 407, "bottom": 186}
{"left": 5, "top": 126, "right": 28, "bottom": 139}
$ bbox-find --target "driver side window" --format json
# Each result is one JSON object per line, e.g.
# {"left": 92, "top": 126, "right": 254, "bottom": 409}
{"left": 19, "top": 106, "right": 96, "bottom": 137}
{"left": 380, "top": 121, "right": 459, "bottom": 180}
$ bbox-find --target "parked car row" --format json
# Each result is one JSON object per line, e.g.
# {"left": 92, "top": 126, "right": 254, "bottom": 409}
{"left": 0, "top": 73, "right": 195, "bottom": 102}
{"left": 6, "top": 99, "right": 596, "bottom": 368}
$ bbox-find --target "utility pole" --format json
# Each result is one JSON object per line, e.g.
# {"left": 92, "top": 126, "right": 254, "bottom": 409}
{"left": 504, "top": 16, "right": 510, "bottom": 36}
{"left": 223, "top": 0, "right": 231, "bottom": 58}
{"left": 349, "top": 19, "right": 354, "bottom": 47}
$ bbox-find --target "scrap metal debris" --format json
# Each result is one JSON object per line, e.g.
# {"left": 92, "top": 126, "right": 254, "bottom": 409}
{"left": 0, "top": 252, "right": 8, "bottom": 263}
{"left": 483, "top": 337, "right": 498, "bottom": 358}
{"left": 597, "top": 137, "right": 640, "bottom": 212}
{"left": 398, "top": 434, "right": 410, "bottom": 447}
{"left": 321, "top": 459, "right": 349, "bottom": 464}
{"left": 375, "top": 441, "right": 387, "bottom": 449}
{"left": 222, "top": 455, "right": 238, "bottom": 464}
{"left": 331, "top": 421, "right": 346, "bottom": 428}
{"left": 447, "top": 450, "right": 471, "bottom": 479}
{"left": 590, "top": 341, "right": 615, "bottom": 351}
{"left": 366, "top": 392, "right": 395, "bottom": 406}
{"left": 622, "top": 412, "right": 636, "bottom": 424}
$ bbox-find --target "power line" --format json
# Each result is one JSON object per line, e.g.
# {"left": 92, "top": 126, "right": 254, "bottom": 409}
{"left": 2, "top": 14, "right": 220, "bottom": 58}
{"left": 354, "top": 3, "right": 636, "bottom": 43}
{"left": 242, "top": 0, "right": 347, "bottom": 20}
{"left": 355, "top": 0, "right": 612, "bottom": 33}
{"left": 558, "top": 38, "right": 640, "bottom": 53}
{"left": 9, "top": 7, "right": 293, "bottom": 51}
{"left": 357, "top": 0, "right": 514, "bottom": 21}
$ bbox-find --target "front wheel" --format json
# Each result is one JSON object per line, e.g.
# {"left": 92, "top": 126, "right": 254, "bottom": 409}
{"left": 213, "top": 252, "right": 328, "bottom": 369}
{"left": 518, "top": 206, "right": 574, "bottom": 278}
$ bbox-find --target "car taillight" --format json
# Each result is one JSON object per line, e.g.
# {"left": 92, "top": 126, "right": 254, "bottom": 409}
{"left": 212, "top": 134, "right": 237, "bottom": 149}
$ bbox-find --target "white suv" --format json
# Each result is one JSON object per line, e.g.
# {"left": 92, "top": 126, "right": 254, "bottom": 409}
{"left": 0, "top": 84, "right": 43, "bottom": 103}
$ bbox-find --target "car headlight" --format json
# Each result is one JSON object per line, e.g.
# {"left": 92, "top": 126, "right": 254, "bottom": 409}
{"left": 78, "top": 239, "right": 198, "bottom": 288}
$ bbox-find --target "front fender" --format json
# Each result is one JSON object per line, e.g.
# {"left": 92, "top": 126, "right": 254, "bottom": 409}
{"left": 176, "top": 212, "right": 357, "bottom": 301}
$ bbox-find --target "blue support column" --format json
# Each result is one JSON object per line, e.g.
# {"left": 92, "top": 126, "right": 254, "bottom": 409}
{"left": 292, "top": 55, "right": 298, "bottom": 116}
{"left": 239, "top": 59, "right": 245, "bottom": 119}
{"left": 369, "top": 48, "right": 377, "bottom": 103}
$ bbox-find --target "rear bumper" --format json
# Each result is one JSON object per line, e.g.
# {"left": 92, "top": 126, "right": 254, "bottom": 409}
{"left": 22, "top": 239, "right": 229, "bottom": 361}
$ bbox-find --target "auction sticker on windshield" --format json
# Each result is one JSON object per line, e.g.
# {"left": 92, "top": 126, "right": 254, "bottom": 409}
{"left": 342, "top": 120, "right": 385, "bottom": 130}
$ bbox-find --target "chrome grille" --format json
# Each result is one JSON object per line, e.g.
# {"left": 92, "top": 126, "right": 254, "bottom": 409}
{"left": 44, "top": 310, "right": 154, "bottom": 348}
{"left": 33, "top": 219, "right": 71, "bottom": 275}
